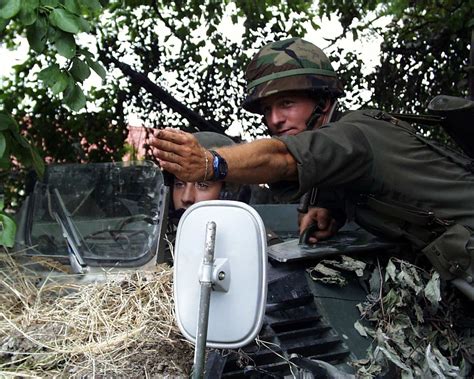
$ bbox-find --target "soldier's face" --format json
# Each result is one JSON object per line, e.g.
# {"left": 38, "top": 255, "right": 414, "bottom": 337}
{"left": 261, "top": 91, "right": 318, "bottom": 136}
{"left": 172, "top": 179, "right": 223, "bottom": 210}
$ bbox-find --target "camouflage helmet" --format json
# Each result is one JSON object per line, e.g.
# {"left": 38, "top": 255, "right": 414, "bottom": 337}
{"left": 242, "top": 37, "right": 344, "bottom": 114}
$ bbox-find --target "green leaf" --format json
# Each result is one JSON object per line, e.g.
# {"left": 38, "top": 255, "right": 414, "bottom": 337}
{"left": 354, "top": 320, "right": 368, "bottom": 337}
{"left": 79, "top": 47, "right": 94, "bottom": 59}
{"left": 352, "top": 29, "right": 359, "bottom": 41}
{"left": 82, "top": 0, "right": 102, "bottom": 12}
{"left": 0, "top": 113, "right": 18, "bottom": 132}
{"left": 40, "top": 0, "right": 58, "bottom": 5}
{"left": 17, "top": 151, "right": 32, "bottom": 167}
{"left": 0, "top": 0, "right": 21, "bottom": 19}
{"left": 79, "top": 19, "right": 91, "bottom": 33}
{"left": 49, "top": 8, "right": 81, "bottom": 34}
{"left": 38, "top": 63, "right": 69, "bottom": 95}
{"left": 51, "top": 70, "right": 69, "bottom": 94}
{"left": 0, "top": 156, "right": 9, "bottom": 170}
{"left": 0, "top": 131, "right": 5, "bottom": 157}
{"left": 7, "top": 129, "right": 43, "bottom": 177}
{"left": 24, "top": 0, "right": 39, "bottom": 6}
{"left": 0, "top": 17, "right": 9, "bottom": 31}
{"left": 19, "top": 0, "right": 39, "bottom": 25}
{"left": 87, "top": 58, "right": 106, "bottom": 80}
{"left": 29, "top": 145, "right": 45, "bottom": 177}
{"left": 63, "top": 82, "right": 86, "bottom": 111}
{"left": 19, "top": 8, "right": 37, "bottom": 25}
{"left": 424, "top": 272, "right": 441, "bottom": 306}
{"left": 69, "top": 57, "right": 91, "bottom": 82}
{"left": 54, "top": 30, "right": 76, "bottom": 58}
{"left": 26, "top": 16, "right": 48, "bottom": 52}
{"left": 77, "top": 16, "right": 91, "bottom": 32}
{"left": 11, "top": 128, "right": 30, "bottom": 148}
{"left": 46, "top": 23, "right": 57, "bottom": 40}
{"left": 385, "top": 259, "right": 397, "bottom": 282}
{"left": 65, "top": 0, "right": 80, "bottom": 15}
{"left": 310, "top": 19, "right": 320, "bottom": 31}
{"left": 0, "top": 213, "right": 17, "bottom": 248}
{"left": 38, "top": 63, "right": 61, "bottom": 87}
{"left": 374, "top": 346, "right": 411, "bottom": 372}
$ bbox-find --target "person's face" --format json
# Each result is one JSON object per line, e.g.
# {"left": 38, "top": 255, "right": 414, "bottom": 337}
{"left": 172, "top": 179, "right": 223, "bottom": 210}
{"left": 260, "top": 91, "right": 318, "bottom": 136}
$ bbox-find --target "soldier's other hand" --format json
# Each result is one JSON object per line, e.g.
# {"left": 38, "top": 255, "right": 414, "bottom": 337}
{"left": 149, "top": 128, "right": 208, "bottom": 182}
{"left": 298, "top": 207, "right": 338, "bottom": 243}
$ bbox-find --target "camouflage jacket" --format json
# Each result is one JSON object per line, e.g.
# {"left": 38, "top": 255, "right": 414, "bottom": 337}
{"left": 272, "top": 110, "right": 474, "bottom": 297}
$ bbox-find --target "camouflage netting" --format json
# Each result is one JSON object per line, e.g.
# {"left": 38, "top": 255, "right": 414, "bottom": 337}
{"left": 308, "top": 255, "right": 474, "bottom": 378}
{"left": 0, "top": 250, "right": 193, "bottom": 377}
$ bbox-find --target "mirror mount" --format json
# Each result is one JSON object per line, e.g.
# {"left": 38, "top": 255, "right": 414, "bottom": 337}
{"left": 193, "top": 221, "right": 217, "bottom": 378}
{"left": 211, "top": 258, "right": 230, "bottom": 292}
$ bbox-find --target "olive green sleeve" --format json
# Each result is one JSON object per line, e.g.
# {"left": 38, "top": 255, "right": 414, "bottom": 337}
{"left": 270, "top": 120, "right": 374, "bottom": 201}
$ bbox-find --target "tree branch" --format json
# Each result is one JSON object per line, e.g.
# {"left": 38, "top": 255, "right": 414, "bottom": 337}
{"left": 152, "top": 1, "right": 176, "bottom": 35}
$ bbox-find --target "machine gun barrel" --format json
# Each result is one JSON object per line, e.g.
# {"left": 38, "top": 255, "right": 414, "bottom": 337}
{"left": 107, "top": 57, "right": 224, "bottom": 134}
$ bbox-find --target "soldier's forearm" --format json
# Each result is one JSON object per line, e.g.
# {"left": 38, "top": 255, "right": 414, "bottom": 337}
{"left": 151, "top": 129, "right": 297, "bottom": 184}
{"left": 215, "top": 139, "right": 298, "bottom": 184}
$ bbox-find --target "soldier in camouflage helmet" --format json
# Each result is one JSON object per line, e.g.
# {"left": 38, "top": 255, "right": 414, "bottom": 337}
{"left": 242, "top": 37, "right": 344, "bottom": 135}
{"left": 243, "top": 37, "right": 346, "bottom": 240}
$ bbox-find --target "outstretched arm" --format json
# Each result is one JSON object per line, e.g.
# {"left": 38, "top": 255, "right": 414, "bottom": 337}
{"left": 150, "top": 129, "right": 298, "bottom": 184}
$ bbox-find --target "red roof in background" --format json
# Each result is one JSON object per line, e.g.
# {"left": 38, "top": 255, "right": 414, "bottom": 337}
{"left": 124, "top": 125, "right": 150, "bottom": 161}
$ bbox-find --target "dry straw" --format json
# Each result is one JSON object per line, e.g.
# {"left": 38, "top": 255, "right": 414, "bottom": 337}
{"left": 0, "top": 249, "right": 193, "bottom": 377}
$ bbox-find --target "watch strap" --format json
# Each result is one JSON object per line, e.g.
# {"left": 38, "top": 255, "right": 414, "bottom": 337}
{"left": 209, "top": 150, "right": 228, "bottom": 181}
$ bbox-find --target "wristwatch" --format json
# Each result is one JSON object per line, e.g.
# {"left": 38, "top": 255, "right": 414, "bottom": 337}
{"left": 209, "top": 150, "right": 228, "bottom": 181}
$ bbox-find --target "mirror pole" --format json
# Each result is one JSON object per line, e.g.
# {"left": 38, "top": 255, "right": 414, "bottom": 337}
{"left": 192, "top": 221, "right": 217, "bottom": 379}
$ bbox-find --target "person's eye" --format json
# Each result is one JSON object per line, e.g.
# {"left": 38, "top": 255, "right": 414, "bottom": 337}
{"left": 262, "top": 106, "right": 270, "bottom": 116}
{"left": 282, "top": 99, "right": 294, "bottom": 107}
{"left": 174, "top": 180, "right": 184, "bottom": 188}
{"left": 196, "top": 182, "right": 210, "bottom": 189}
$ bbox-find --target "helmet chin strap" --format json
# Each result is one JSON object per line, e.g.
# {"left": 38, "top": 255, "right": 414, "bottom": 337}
{"left": 305, "top": 105, "right": 324, "bottom": 130}
{"left": 305, "top": 100, "right": 339, "bottom": 130}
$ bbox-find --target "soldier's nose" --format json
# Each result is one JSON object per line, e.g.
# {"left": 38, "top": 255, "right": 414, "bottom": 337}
{"left": 267, "top": 109, "right": 285, "bottom": 132}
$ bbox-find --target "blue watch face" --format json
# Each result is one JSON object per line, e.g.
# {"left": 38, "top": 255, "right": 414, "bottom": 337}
{"left": 211, "top": 151, "right": 228, "bottom": 180}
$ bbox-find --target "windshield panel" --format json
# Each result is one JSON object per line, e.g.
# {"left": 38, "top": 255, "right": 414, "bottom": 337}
{"left": 24, "top": 161, "right": 166, "bottom": 267}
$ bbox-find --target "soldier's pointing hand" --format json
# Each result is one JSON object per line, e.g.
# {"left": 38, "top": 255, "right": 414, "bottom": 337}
{"left": 150, "top": 128, "right": 209, "bottom": 183}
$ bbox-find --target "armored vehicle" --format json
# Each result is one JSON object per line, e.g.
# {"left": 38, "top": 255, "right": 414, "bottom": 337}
{"left": 11, "top": 160, "right": 398, "bottom": 377}
{"left": 7, "top": 95, "right": 474, "bottom": 378}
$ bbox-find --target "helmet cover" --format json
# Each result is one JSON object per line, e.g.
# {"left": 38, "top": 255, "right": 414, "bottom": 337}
{"left": 242, "top": 37, "right": 344, "bottom": 114}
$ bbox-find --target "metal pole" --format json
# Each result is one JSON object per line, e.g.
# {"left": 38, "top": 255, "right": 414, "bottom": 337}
{"left": 192, "top": 221, "right": 217, "bottom": 379}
